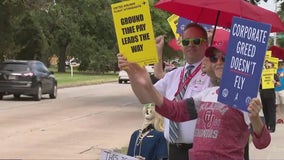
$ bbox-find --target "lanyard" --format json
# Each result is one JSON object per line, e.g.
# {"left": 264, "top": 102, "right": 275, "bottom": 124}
{"left": 174, "top": 64, "right": 201, "bottom": 97}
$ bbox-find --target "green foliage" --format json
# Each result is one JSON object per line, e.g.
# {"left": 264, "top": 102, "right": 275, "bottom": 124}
{"left": 0, "top": 0, "right": 54, "bottom": 61}
{"left": 2, "top": 0, "right": 284, "bottom": 66}
{"left": 14, "top": 13, "right": 44, "bottom": 60}
{"left": 0, "top": 0, "right": 190, "bottom": 70}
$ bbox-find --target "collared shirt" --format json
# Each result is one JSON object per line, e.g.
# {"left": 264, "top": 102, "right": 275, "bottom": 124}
{"left": 154, "top": 61, "right": 211, "bottom": 143}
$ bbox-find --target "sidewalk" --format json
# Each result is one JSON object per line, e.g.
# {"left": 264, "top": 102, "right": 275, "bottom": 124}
{"left": 250, "top": 123, "right": 284, "bottom": 160}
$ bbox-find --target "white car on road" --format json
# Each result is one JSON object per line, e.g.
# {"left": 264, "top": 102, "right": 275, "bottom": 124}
{"left": 118, "top": 65, "right": 154, "bottom": 84}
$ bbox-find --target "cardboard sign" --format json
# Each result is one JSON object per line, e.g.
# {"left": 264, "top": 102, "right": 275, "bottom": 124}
{"left": 167, "top": 14, "right": 180, "bottom": 39}
{"left": 262, "top": 69, "right": 276, "bottom": 89}
{"left": 111, "top": 0, "right": 158, "bottom": 66}
{"left": 261, "top": 52, "right": 279, "bottom": 89}
{"left": 265, "top": 50, "right": 272, "bottom": 57}
{"left": 218, "top": 17, "right": 271, "bottom": 112}
{"left": 100, "top": 149, "right": 137, "bottom": 160}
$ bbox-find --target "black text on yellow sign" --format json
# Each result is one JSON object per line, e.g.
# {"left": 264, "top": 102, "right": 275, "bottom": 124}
{"left": 111, "top": 0, "right": 158, "bottom": 66}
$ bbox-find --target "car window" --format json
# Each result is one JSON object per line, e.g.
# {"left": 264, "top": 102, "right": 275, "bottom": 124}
{"left": 41, "top": 63, "right": 49, "bottom": 72}
{"left": 36, "top": 62, "right": 49, "bottom": 73}
{"left": 0, "top": 63, "right": 30, "bottom": 72}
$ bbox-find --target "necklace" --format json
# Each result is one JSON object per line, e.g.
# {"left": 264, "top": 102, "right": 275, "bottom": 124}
{"left": 136, "top": 129, "right": 151, "bottom": 146}
{"left": 133, "top": 128, "right": 153, "bottom": 158}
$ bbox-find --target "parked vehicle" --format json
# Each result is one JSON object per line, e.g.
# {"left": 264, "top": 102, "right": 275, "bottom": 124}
{"left": 0, "top": 60, "right": 57, "bottom": 101}
{"left": 118, "top": 70, "right": 129, "bottom": 84}
{"left": 118, "top": 65, "right": 154, "bottom": 84}
{"left": 145, "top": 65, "right": 154, "bottom": 74}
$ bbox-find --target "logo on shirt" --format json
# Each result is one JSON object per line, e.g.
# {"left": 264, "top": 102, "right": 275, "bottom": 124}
{"left": 204, "top": 110, "right": 215, "bottom": 128}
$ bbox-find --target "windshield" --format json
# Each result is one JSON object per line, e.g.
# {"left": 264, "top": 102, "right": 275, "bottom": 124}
{"left": 0, "top": 63, "right": 30, "bottom": 72}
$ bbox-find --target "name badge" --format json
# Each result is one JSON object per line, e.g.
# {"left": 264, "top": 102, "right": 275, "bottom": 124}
{"left": 195, "top": 79, "right": 204, "bottom": 85}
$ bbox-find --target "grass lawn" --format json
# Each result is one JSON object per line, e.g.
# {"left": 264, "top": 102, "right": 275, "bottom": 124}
{"left": 53, "top": 71, "right": 118, "bottom": 88}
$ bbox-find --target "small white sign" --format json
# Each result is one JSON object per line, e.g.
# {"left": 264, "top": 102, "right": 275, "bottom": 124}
{"left": 100, "top": 149, "right": 137, "bottom": 160}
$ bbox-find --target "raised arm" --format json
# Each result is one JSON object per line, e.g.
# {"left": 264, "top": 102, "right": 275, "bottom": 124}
{"left": 247, "top": 98, "right": 271, "bottom": 149}
{"left": 154, "top": 35, "right": 166, "bottom": 80}
{"left": 117, "top": 54, "right": 196, "bottom": 122}
{"left": 155, "top": 97, "right": 197, "bottom": 122}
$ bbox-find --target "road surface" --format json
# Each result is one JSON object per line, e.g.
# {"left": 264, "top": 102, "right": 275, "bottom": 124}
{"left": 0, "top": 82, "right": 143, "bottom": 159}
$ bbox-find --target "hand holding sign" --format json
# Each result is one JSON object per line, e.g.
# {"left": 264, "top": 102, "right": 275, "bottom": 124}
{"left": 218, "top": 17, "right": 271, "bottom": 112}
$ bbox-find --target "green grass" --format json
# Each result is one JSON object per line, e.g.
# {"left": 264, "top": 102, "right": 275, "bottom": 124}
{"left": 54, "top": 72, "right": 118, "bottom": 88}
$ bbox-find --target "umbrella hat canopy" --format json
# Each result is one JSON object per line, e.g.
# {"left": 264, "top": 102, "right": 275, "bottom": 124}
{"left": 168, "top": 38, "right": 181, "bottom": 51}
{"left": 205, "top": 29, "right": 230, "bottom": 57}
{"left": 155, "top": 0, "right": 284, "bottom": 32}
{"left": 269, "top": 45, "right": 284, "bottom": 60}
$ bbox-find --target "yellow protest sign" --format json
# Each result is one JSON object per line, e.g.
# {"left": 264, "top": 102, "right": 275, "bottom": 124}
{"left": 264, "top": 54, "right": 279, "bottom": 72}
{"left": 261, "top": 69, "right": 276, "bottom": 89}
{"left": 261, "top": 51, "right": 279, "bottom": 89}
{"left": 111, "top": 0, "right": 158, "bottom": 66}
{"left": 265, "top": 50, "right": 272, "bottom": 58}
{"left": 270, "top": 56, "right": 279, "bottom": 72}
{"left": 167, "top": 14, "right": 180, "bottom": 39}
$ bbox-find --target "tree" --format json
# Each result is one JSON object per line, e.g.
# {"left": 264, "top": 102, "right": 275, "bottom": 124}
{"left": 40, "top": 1, "right": 80, "bottom": 72}
{"left": 0, "top": 0, "right": 54, "bottom": 62}
{"left": 0, "top": 0, "right": 176, "bottom": 73}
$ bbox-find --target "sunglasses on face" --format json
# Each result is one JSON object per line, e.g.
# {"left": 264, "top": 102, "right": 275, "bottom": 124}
{"left": 181, "top": 38, "right": 207, "bottom": 46}
{"left": 209, "top": 55, "right": 225, "bottom": 63}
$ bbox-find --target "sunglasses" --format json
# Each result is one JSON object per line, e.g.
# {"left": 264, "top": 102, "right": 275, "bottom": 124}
{"left": 209, "top": 55, "right": 225, "bottom": 63}
{"left": 181, "top": 38, "right": 207, "bottom": 46}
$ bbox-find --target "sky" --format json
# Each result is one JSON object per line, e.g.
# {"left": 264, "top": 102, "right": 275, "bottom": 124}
{"left": 258, "top": 1, "right": 279, "bottom": 43}
{"left": 259, "top": 1, "right": 278, "bottom": 12}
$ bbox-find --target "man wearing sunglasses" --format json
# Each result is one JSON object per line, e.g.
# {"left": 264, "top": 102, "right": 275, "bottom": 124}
{"left": 153, "top": 23, "right": 211, "bottom": 160}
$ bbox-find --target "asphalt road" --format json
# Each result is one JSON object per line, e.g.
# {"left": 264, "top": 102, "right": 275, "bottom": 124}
{"left": 0, "top": 82, "right": 143, "bottom": 159}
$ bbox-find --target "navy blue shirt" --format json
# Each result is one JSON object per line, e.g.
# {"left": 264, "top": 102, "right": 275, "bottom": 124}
{"left": 127, "top": 128, "right": 168, "bottom": 160}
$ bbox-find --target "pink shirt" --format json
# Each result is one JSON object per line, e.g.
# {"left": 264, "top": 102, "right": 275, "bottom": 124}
{"left": 156, "top": 87, "right": 271, "bottom": 160}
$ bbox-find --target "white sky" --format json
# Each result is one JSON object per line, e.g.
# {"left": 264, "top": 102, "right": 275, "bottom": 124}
{"left": 259, "top": 1, "right": 279, "bottom": 41}
{"left": 259, "top": 1, "right": 278, "bottom": 12}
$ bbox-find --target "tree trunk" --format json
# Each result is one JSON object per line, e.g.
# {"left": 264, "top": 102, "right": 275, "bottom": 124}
{"left": 57, "top": 46, "right": 67, "bottom": 73}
